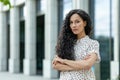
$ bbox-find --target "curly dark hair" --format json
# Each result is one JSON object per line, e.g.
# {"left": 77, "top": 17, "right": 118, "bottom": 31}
{"left": 56, "top": 9, "right": 92, "bottom": 60}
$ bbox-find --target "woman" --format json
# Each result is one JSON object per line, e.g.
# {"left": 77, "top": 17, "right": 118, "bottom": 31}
{"left": 52, "top": 9, "right": 101, "bottom": 80}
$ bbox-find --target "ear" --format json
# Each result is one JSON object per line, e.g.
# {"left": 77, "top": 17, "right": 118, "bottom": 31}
{"left": 84, "top": 21, "right": 87, "bottom": 27}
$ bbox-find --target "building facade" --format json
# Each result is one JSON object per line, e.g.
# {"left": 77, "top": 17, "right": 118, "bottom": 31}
{"left": 0, "top": 0, "right": 119, "bottom": 80}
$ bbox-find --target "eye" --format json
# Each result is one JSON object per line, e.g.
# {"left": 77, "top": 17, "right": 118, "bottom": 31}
{"left": 70, "top": 21, "right": 73, "bottom": 24}
{"left": 75, "top": 20, "right": 80, "bottom": 23}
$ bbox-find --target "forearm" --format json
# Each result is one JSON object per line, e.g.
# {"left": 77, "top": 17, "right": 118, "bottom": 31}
{"left": 63, "top": 53, "right": 97, "bottom": 70}
{"left": 53, "top": 62, "right": 74, "bottom": 71}
{"left": 63, "top": 59, "right": 88, "bottom": 70}
{"left": 52, "top": 53, "right": 97, "bottom": 71}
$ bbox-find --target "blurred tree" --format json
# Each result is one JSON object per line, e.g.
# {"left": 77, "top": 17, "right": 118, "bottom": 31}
{"left": 0, "top": 0, "right": 11, "bottom": 8}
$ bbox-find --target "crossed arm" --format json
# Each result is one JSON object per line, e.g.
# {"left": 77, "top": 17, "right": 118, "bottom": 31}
{"left": 52, "top": 53, "right": 98, "bottom": 71}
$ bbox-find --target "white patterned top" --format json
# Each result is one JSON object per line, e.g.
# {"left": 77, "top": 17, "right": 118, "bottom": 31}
{"left": 59, "top": 35, "right": 100, "bottom": 80}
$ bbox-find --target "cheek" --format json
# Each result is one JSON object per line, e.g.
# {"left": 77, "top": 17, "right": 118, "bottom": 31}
{"left": 78, "top": 23, "right": 85, "bottom": 29}
{"left": 78, "top": 26, "right": 84, "bottom": 31}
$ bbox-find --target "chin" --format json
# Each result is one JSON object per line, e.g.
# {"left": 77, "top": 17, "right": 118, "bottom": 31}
{"left": 73, "top": 32, "right": 78, "bottom": 35}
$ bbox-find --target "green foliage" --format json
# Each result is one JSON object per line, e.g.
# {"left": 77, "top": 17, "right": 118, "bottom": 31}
{"left": 0, "top": 0, "right": 11, "bottom": 8}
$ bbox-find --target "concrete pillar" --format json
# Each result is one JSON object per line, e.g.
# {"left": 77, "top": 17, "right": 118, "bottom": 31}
{"left": 23, "top": 0, "right": 36, "bottom": 75}
{"left": 9, "top": 4, "right": 20, "bottom": 73}
{"left": 72, "top": 0, "right": 89, "bottom": 13}
{"left": 43, "top": 0, "right": 58, "bottom": 78}
{"left": 0, "top": 3, "right": 7, "bottom": 71}
{"left": 110, "top": 0, "right": 119, "bottom": 79}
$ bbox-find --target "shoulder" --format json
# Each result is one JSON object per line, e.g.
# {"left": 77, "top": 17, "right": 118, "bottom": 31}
{"left": 88, "top": 38, "right": 99, "bottom": 46}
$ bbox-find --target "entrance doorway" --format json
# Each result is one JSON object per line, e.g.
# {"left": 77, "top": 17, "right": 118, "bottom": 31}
{"left": 20, "top": 21, "right": 25, "bottom": 72}
{"left": 36, "top": 15, "right": 44, "bottom": 75}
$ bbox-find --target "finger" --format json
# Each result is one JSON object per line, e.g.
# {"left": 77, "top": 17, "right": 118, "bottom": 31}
{"left": 57, "top": 58, "right": 64, "bottom": 63}
{"left": 86, "top": 54, "right": 91, "bottom": 57}
{"left": 52, "top": 58, "right": 58, "bottom": 64}
{"left": 84, "top": 55, "right": 91, "bottom": 60}
{"left": 52, "top": 60, "right": 55, "bottom": 64}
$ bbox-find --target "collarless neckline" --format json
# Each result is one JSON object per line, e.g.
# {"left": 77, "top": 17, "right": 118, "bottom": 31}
{"left": 76, "top": 35, "right": 89, "bottom": 43}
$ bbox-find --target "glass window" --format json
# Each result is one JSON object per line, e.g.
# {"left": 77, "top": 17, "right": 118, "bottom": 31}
{"left": 41, "top": 0, "right": 46, "bottom": 11}
{"left": 6, "top": 11, "right": 10, "bottom": 24}
{"left": 95, "top": 0, "right": 110, "bottom": 37}
{"left": 36, "top": 0, "right": 41, "bottom": 11}
{"left": 36, "top": 0, "right": 46, "bottom": 12}
{"left": 58, "top": 0, "right": 63, "bottom": 32}
{"left": 20, "top": 5, "right": 25, "bottom": 20}
{"left": 94, "top": 0, "right": 113, "bottom": 80}
{"left": 58, "top": 0, "right": 72, "bottom": 32}
{"left": 63, "top": 0, "right": 72, "bottom": 18}
{"left": 95, "top": 0, "right": 112, "bottom": 60}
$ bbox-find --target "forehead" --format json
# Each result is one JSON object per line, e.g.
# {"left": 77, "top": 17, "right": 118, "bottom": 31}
{"left": 70, "top": 13, "right": 82, "bottom": 20}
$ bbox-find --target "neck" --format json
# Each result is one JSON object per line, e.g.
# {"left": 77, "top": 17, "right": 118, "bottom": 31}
{"left": 77, "top": 32, "right": 86, "bottom": 39}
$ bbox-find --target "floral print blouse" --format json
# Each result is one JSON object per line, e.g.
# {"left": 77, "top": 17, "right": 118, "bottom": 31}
{"left": 59, "top": 36, "right": 101, "bottom": 80}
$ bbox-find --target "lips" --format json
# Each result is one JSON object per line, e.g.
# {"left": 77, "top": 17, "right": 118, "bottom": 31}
{"left": 72, "top": 29, "right": 77, "bottom": 31}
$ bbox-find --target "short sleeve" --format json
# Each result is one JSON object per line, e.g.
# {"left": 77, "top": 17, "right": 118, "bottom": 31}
{"left": 88, "top": 40, "right": 101, "bottom": 63}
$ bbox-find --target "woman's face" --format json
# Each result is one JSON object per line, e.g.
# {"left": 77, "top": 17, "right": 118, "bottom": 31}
{"left": 70, "top": 13, "right": 86, "bottom": 36}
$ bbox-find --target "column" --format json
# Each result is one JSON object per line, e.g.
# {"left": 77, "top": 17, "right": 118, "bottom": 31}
{"left": 43, "top": 0, "right": 58, "bottom": 78}
{"left": 9, "top": 4, "right": 20, "bottom": 73}
{"left": 72, "top": 0, "right": 89, "bottom": 13}
{"left": 110, "top": 0, "right": 119, "bottom": 79}
{"left": 0, "top": 3, "right": 7, "bottom": 71}
{"left": 23, "top": 0, "right": 36, "bottom": 75}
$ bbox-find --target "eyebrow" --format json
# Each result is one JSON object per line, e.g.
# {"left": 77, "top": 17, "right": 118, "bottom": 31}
{"left": 70, "top": 19, "right": 80, "bottom": 21}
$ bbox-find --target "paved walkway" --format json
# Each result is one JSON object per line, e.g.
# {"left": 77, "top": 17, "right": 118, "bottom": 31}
{"left": 0, "top": 72, "right": 59, "bottom": 80}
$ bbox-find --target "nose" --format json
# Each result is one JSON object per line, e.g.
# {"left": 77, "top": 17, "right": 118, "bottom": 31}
{"left": 72, "top": 23, "right": 76, "bottom": 27}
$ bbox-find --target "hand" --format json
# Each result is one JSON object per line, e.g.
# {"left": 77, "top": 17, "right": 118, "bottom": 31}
{"left": 55, "top": 56, "right": 64, "bottom": 64}
{"left": 52, "top": 55, "right": 57, "bottom": 65}
{"left": 52, "top": 55, "right": 64, "bottom": 65}
{"left": 84, "top": 54, "right": 91, "bottom": 60}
